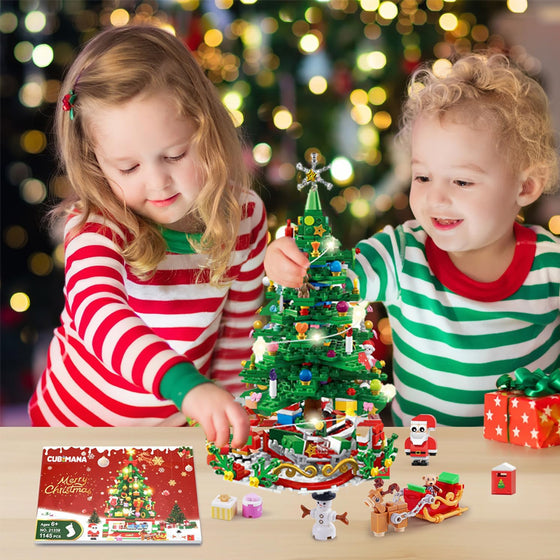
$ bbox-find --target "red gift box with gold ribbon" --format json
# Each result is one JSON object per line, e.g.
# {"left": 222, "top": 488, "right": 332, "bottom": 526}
{"left": 483, "top": 368, "right": 560, "bottom": 449}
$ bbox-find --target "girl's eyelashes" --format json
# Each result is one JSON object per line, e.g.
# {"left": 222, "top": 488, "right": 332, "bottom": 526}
{"left": 120, "top": 165, "right": 139, "bottom": 175}
{"left": 413, "top": 175, "right": 430, "bottom": 183}
{"left": 166, "top": 152, "right": 186, "bottom": 162}
{"left": 118, "top": 152, "right": 186, "bottom": 175}
{"left": 454, "top": 179, "right": 473, "bottom": 187}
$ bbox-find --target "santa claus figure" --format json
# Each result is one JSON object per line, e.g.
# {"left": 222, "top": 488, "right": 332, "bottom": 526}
{"left": 404, "top": 414, "right": 437, "bottom": 466}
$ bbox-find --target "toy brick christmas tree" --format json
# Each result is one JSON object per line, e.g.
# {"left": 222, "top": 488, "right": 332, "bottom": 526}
{"left": 105, "top": 449, "right": 156, "bottom": 522}
{"left": 208, "top": 152, "right": 397, "bottom": 492}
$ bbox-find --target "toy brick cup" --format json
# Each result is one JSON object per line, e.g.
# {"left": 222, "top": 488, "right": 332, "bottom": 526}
{"left": 242, "top": 493, "right": 263, "bottom": 518}
{"left": 483, "top": 368, "right": 560, "bottom": 449}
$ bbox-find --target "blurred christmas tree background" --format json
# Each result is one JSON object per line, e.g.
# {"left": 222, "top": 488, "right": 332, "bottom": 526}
{"left": 1, "top": 0, "right": 559, "bottom": 423}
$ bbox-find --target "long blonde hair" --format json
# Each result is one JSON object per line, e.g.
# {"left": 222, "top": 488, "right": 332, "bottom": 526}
{"left": 397, "top": 52, "right": 558, "bottom": 193}
{"left": 54, "top": 25, "right": 252, "bottom": 284}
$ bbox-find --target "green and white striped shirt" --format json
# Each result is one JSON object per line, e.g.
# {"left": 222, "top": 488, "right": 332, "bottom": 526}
{"left": 354, "top": 220, "right": 560, "bottom": 427}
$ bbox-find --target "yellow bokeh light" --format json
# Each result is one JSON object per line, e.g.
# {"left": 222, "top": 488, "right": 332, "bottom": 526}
{"left": 32, "top": 44, "right": 54, "bottom": 68}
{"left": 471, "top": 24, "right": 489, "bottom": 43}
{"left": 330, "top": 196, "right": 347, "bottom": 214}
{"left": 432, "top": 58, "right": 453, "bottom": 78}
{"left": 549, "top": 215, "right": 560, "bottom": 235}
{"left": 308, "top": 76, "right": 328, "bottom": 95}
{"left": 358, "top": 125, "right": 380, "bottom": 148}
{"left": 14, "top": 41, "right": 34, "bottom": 63}
{"left": 0, "top": 12, "right": 18, "bottom": 33}
{"left": 272, "top": 107, "right": 293, "bottom": 130}
{"left": 19, "top": 82, "right": 43, "bottom": 108}
{"left": 439, "top": 13, "right": 458, "bottom": 31}
{"left": 368, "top": 86, "right": 387, "bottom": 105}
{"left": 20, "top": 178, "right": 47, "bottom": 204}
{"left": 331, "top": 157, "right": 354, "bottom": 185}
{"left": 350, "top": 199, "right": 370, "bottom": 219}
{"left": 427, "top": 0, "right": 444, "bottom": 11}
{"left": 278, "top": 163, "right": 295, "bottom": 181}
{"left": 24, "top": 11, "right": 47, "bottom": 33}
{"left": 368, "top": 51, "right": 387, "bottom": 70}
{"left": 300, "top": 33, "right": 320, "bottom": 53}
{"left": 507, "top": 0, "right": 528, "bottom": 14}
{"left": 374, "top": 193, "right": 393, "bottom": 212}
{"left": 361, "top": 0, "right": 380, "bottom": 11}
{"left": 4, "top": 225, "right": 28, "bottom": 249}
{"left": 351, "top": 104, "right": 373, "bottom": 125}
{"left": 53, "top": 243, "right": 65, "bottom": 268}
{"left": 305, "top": 7, "right": 322, "bottom": 24}
{"left": 350, "top": 89, "right": 368, "bottom": 106}
{"left": 378, "top": 1, "right": 398, "bottom": 20}
{"left": 253, "top": 143, "right": 272, "bottom": 166}
{"left": 222, "top": 91, "right": 243, "bottom": 111}
{"left": 205, "top": 28, "right": 223, "bottom": 47}
{"left": 10, "top": 292, "right": 31, "bottom": 313}
{"left": 21, "top": 130, "right": 47, "bottom": 154}
{"left": 29, "top": 252, "right": 53, "bottom": 276}
{"left": 372, "top": 110, "right": 392, "bottom": 129}
{"left": 241, "top": 24, "right": 262, "bottom": 47}
{"left": 229, "top": 109, "right": 244, "bottom": 127}
{"left": 110, "top": 8, "right": 130, "bottom": 27}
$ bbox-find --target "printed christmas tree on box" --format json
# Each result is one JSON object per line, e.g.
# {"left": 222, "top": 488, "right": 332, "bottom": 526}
{"left": 208, "top": 153, "right": 397, "bottom": 492}
{"left": 35, "top": 446, "right": 201, "bottom": 544}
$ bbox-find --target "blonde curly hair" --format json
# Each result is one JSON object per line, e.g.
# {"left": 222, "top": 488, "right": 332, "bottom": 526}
{"left": 54, "top": 25, "right": 252, "bottom": 284}
{"left": 397, "top": 52, "right": 558, "bottom": 193}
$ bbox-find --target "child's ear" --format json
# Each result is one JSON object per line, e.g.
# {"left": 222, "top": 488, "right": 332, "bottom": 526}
{"left": 517, "top": 167, "right": 545, "bottom": 207}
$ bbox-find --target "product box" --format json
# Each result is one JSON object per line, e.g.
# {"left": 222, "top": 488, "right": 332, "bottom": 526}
{"left": 35, "top": 446, "right": 201, "bottom": 544}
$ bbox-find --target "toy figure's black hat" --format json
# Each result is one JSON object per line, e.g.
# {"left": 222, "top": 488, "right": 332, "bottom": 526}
{"left": 311, "top": 491, "right": 337, "bottom": 502}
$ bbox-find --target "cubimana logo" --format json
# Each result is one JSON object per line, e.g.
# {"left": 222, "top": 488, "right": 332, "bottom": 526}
{"left": 47, "top": 455, "right": 87, "bottom": 463}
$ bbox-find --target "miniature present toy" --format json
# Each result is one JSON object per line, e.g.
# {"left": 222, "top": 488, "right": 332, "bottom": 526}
{"left": 491, "top": 463, "right": 516, "bottom": 495}
{"left": 211, "top": 494, "right": 237, "bottom": 521}
{"left": 242, "top": 494, "right": 263, "bottom": 518}
{"left": 483, "top": 367, "right": 560, "bottom": 448}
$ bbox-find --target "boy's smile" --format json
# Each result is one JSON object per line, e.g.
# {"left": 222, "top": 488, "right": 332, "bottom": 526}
{"left": 409, "top": 112, "right": 529, "bottom": 281}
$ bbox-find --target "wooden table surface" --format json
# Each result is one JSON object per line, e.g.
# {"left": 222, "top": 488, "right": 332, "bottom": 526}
{"left": 1, "top": 426, "right": 558, "bottom": 560}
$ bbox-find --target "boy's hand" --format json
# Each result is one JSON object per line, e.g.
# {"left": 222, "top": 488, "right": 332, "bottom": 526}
{"left": 264, "top": 237, "right": 309, "bottom": 288}
{"left": 181, "top": 383, "right": 250, "bottom": 448}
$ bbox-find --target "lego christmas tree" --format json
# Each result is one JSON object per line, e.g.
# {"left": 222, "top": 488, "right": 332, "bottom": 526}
{"left": 208, "top": 153, "right": 397, "bottom": 492}
{"left": 105, "top": 449, "right": 156, "bottom": 521}
{"left": 241, "top": 152, "right": 389, "bottom": 421}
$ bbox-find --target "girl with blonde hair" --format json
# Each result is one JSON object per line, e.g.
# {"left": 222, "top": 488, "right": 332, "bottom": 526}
{"left": 29, "top": 25, "right": 267, "bottom": 447}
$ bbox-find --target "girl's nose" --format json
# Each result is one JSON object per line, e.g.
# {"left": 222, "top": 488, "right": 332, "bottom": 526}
{"left": 148, "top": 163, "right": 172, "bottom": 190}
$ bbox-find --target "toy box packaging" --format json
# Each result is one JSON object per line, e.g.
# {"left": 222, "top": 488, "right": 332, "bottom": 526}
{"left": 35, "top": 446, "right": 201, "bottom": 544}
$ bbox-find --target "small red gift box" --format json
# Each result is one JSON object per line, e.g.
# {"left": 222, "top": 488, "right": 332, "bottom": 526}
{"left": 483, "top": 390, "right": 560, "bottom": 448}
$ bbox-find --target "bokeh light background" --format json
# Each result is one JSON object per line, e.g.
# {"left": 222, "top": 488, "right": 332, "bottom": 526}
{"left": 1, "top": 0, "right": 559, "bottom": 423}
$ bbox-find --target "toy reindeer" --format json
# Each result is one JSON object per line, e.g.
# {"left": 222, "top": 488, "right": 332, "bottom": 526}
{"left": 363, "top": 480, "right": 408, "bottom": 537}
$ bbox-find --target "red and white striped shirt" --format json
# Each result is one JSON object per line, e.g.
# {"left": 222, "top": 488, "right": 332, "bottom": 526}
{"left": 29, "top": 190, "right": 267, "bottom": 426}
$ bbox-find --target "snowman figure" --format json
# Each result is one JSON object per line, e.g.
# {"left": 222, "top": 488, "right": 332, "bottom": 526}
{"left": 301, "top": 491, "right": 349, "bottom": 541}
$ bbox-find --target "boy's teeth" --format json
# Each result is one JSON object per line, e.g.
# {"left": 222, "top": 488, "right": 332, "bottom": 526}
{"left": 436, "top": 218, "right": 457, "bottom": 225}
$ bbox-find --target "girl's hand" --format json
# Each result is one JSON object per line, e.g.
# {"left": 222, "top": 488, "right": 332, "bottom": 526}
{"left": 264, "top": 237, "right": 309, "bottom": 288}
{"left": 181, "top": 383, "right": 250, "bottom": 448}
